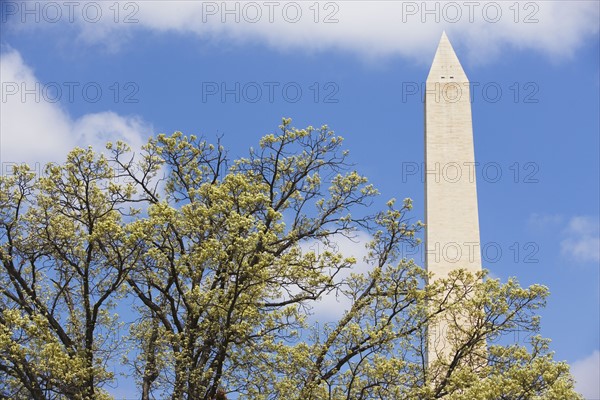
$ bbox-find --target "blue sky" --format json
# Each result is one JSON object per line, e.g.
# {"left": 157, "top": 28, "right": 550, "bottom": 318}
{"left": 1, "top": 1, "right": 599, "bottom": 398}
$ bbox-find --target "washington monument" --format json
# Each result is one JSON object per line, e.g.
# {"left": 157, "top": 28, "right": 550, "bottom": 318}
{"left": 425, "top": 32, "right": 482, "bottom": 365}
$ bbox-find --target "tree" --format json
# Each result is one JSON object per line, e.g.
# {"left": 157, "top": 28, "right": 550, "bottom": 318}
{"left": 0, "top": 119, "right": 581, "bottom": 399}
{"left": 0, "top": 150, "right": 141, "bottom": 399}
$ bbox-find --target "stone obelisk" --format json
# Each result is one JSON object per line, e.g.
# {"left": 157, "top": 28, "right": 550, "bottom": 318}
{"left": 425, "top": 32, "right": 482, "bottom": 365}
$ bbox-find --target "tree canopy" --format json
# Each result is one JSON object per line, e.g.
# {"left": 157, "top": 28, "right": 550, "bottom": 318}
{"left": 0, "top": 119, "right": 581, "bottom": 399}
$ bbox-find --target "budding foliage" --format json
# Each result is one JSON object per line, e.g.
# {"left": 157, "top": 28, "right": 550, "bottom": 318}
{"left": 0, "top": 119, "right": 580, "bottom": 399}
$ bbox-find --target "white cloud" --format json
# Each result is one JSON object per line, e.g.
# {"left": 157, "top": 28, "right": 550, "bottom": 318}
{"left": 0, "top": 49, "right": 73, "bottom": 165}
{"left": 571, "top": 350, "right": 600, "bottom": 400}
{"left": 0, "top": 47, "right": 151, "bottom": 170}
{"left": 5, "top": 1, "right": 599, "bottom": 63}
{"left": 528, "top": 214, "right": 599, "bottom": 264}
{"left": 561, "top": 216, "right": 600, "bottom": 263}
{"left": 73, "top": 112, "right": 147, "bottom": 155}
